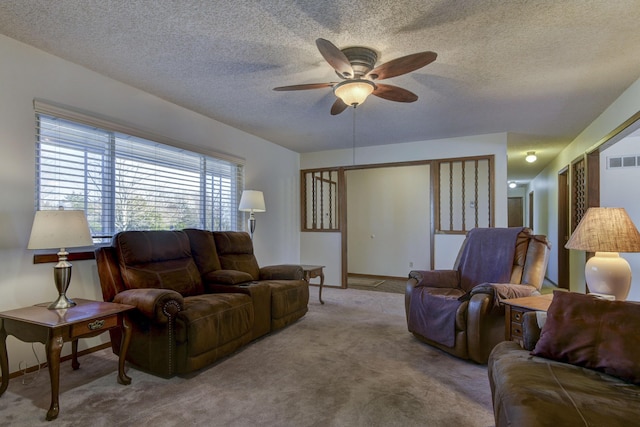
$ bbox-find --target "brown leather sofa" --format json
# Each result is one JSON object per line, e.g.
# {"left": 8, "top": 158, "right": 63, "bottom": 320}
{"left": 405, "top": 227, "right": 551, "bottom": 363}
{"left": 489, "top": 293, "right": 640, "bottom": 427}
{"left": 95, "top": 229, "right": 308, "bottom": 377}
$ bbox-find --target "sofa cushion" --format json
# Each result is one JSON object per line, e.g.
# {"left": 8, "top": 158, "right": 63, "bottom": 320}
{"left": 114, "top": 230, "right": 204, "bottom": 297}
{"left": 490, "top": 341, "right": 640, "bottom": 427}
{"left": 175, "top": 293, "right": 253, "bottom": 356}
{"left": 204, "top": 269, "right": 254, "bottom": 285}
{"left": 532, "top": 291, "right": 640, "bottom": 385}
{"left": 183, "top": 228, "right": 222, "bottom": 274}
{"left": 213, "top": 231, "right": 260, "bottom": 280}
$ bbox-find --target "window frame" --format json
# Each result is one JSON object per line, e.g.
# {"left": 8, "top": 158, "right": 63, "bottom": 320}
{"left": 33, "top": 100, "right": 245, "bottom": 245}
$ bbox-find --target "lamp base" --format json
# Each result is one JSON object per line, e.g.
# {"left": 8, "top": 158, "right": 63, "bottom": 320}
{"left": 48, "top": 294, "right": 76, "bottom": 310}
{"left": 49, "top": 260, "right": 75, "bottom": 310}
{"left": 248, "top": 213, "right": 256, "bottom": 240}
{"left": 585, "top": 252, "right": 631, "bottom": 301}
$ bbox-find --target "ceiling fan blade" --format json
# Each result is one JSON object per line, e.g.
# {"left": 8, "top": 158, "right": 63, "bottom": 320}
{"left": 330, "top": 98, "right": 349, "bottom": 115}
{"left": 316, "top": 38, "right": 354, "bottom": 78}
{"left": 372, "top": 83, "right": 418, "bottom": 102}
{"left": 273, "top": 83, "right": 334, "bottom": 91}
{"left": 367, "top": 51, "right": 437, "bottom": 80}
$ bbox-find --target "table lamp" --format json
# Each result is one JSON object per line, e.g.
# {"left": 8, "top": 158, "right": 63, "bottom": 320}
{"left": 27, "top": 208, "right": 94, "bottom": 309}
{"left": 238, "top": 190, "right": 265, "bottom": 240}
{"left": 565, "top": 207, "right": 640, "bottom": 300}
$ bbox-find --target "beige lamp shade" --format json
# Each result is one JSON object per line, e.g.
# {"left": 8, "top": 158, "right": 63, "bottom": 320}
{"left": 333, "top": 80, "right": 375, "bottom": 106}
{"left": 28, "top": 209, "right": 94, "bottom": 250}
{"left": 565, "top": 207, "right": 640, "bottom": 300}
{"left": 565, "top": 207, "right": 640, "bottom": 253}
{"left": 238, "top": 190, "right": 266, "bottom": 212}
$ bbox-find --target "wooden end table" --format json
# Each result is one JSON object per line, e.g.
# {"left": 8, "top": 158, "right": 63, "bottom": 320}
{"left": 0, "top": 299, "right": 134, "bottom": 421}
{"left": 502, "top": 294, "right": 553, "bottom": 346}
{"left": 301, "top": 265, "right": 325, "bottom": 304}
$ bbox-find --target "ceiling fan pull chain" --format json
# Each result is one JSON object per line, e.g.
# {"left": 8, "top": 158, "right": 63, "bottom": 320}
{"left": 352, "top": 106, "right": 357, "bottom": 165}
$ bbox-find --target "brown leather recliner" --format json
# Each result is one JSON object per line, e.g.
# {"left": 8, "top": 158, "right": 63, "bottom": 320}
{"left": 405, "top": 227, "right": 551, "bottom": 364}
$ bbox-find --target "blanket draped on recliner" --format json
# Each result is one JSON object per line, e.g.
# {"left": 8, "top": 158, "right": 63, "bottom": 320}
{"left": 457, "top": 227, "right": 525, "bottom": 292}
{"left": 408, "top": 227, "right": 525, "bottom": 348}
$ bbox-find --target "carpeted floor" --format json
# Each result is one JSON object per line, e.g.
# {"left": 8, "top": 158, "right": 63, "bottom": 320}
{"left": 0, "top": 287, "right": 495, "bottom": 426}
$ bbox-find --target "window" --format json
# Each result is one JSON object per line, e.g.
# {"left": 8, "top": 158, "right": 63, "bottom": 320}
{"left": 35, "top": 107, "right": 244, "bottom": 243}
{"left": 434, "top": 156, "right": 494, "bottom": 233}
{"left": 301, "top": 169, "right": 341, "bottom": 231}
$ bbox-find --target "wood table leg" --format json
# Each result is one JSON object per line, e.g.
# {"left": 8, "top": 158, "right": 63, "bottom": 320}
{"left": 0, "top": 322, "right": 8, "bottom": 396}
{"left": 71, "top": 339, "right": 80, "bottom": 370}
{"left": 117, "top": 316, "right": 132, "bottom": 385}
{"left": 318, "top": 270, "right": 325, "bottom": 305}
{"left": 45, "top": 334, "right": 64, "bottom": 421}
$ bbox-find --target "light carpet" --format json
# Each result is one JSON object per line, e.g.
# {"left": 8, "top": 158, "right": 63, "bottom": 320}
{"left": 0, "top": 288, "right": 495, "bottom": 427}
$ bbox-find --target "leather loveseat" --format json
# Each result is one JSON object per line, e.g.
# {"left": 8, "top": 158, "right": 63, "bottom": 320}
{"left": 95, "top": 229, "right": 308, "bottom": 377}
{"left": 405, "top": 227, "right": 551, "bottom": 364}
{"left": 488, "top": 291, "right": 640, "bottom": 427}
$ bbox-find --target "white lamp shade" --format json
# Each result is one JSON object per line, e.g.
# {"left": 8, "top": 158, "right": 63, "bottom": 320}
{"left": 238, "top": 190, "right": 266, "bottom": 212}
{"left": 28, "top": 209, "right": 94, "bottom": 250}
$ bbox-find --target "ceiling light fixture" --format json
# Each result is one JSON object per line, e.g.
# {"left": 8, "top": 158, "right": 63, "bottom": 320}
{"left": 525, "top": 151, "right": 537, "bottom": 163}
{"left": 333, "top": 79, "right": 375, "bottom": 107}
{"left": 508, "top": 181, "right": 517, "bottom": 189}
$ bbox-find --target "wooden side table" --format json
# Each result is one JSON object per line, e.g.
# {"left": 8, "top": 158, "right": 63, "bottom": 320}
{"left": 502, "top": 294, "right": 553, "bottom": 346}
{"left": 301, "top": 265, "right": 325, "bottom": 304}
{"left": 0, "top": 299, "right": 134, "bottom": 421}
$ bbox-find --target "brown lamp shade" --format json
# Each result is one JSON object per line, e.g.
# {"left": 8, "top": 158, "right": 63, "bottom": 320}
{"left": 565, "top": 207, "right": 640, "bottom": 253}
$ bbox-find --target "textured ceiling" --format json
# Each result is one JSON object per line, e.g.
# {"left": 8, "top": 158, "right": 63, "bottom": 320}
{"left": 1, "top": 0, "right": 640, "bottom": 183}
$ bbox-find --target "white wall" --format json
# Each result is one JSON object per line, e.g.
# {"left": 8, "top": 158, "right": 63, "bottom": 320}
{"left": 0, "top": 34, "right": 301, "bottom": 373}
{"left": 600, "top": 134, "right": 640, "bottom": 301}
{"left": 528, "top": 76, "right": 640, "bottom": 295}
{"left": 347, "top": 165, "right": 431, "bottom": 277}
{"left": 301, "top": 133, "right": 509, "bottom": 285}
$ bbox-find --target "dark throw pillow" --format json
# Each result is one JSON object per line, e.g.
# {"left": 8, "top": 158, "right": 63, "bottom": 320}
{"left": 532, "top": 291, "right": 640, "bottom": 385}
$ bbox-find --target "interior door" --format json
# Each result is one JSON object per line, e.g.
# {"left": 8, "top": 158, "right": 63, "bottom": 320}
{"left": 507, "top": 197, "right": 523, "bottom": 227}
{"left": 528, "top": 191, "right": 534, "bottom": 230}
{"left": 558, "top": 168, "right": 570, "bottom": 289}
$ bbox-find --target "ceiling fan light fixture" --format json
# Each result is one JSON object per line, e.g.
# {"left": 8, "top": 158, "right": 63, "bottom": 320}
{"left": 333, "top": 79, "right": 375, "bottom": 107}
{"left": 525, "top": 151, "right": 537, "bottom": 163}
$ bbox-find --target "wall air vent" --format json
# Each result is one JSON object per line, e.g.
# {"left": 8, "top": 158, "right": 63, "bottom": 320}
{"left": 607, "top": 155, "right": 640, "bottom": 169}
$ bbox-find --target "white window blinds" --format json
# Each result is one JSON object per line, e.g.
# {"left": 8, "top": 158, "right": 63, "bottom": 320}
{"left": 35, "top": 112, "right": 244, "bottom": 243}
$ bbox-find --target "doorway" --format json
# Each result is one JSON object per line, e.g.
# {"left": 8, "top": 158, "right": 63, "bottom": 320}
{"left": 557, "top": 167, "right": 570, "bottom": 289}
{"left": 345, "top": 164, "right": 431, "bottom": 281}
{"left": 507, "top": 197, "right": 523, "bottom": 227}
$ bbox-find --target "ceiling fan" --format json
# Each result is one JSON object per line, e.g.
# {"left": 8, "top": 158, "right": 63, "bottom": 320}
{"left": 273, "top": 38, "right": 437, "bottom": 115}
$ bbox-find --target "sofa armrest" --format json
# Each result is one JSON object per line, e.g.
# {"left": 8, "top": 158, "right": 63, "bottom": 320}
{"left": 260, "top": 264, "right": 304, "bottom": 280}
{"left": 465, "top": 284, "right": 539, "bottom": 363}
{"left": 113, "top": 288, "right": 183, "bottom": 324}
{"left": 408, "top": 270, "right": 459, "bottom": 288}
{"left": 521, "top": 311, "right": 543, "bottom": 351}
{"left": 203, "top": 269, "right": 254, "bottom": 285}
{"left": 469, "top": 283, "right": 540, "bottom": 309}
{"left": 405, "top": 269, "right": 460, "bottom": 322}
